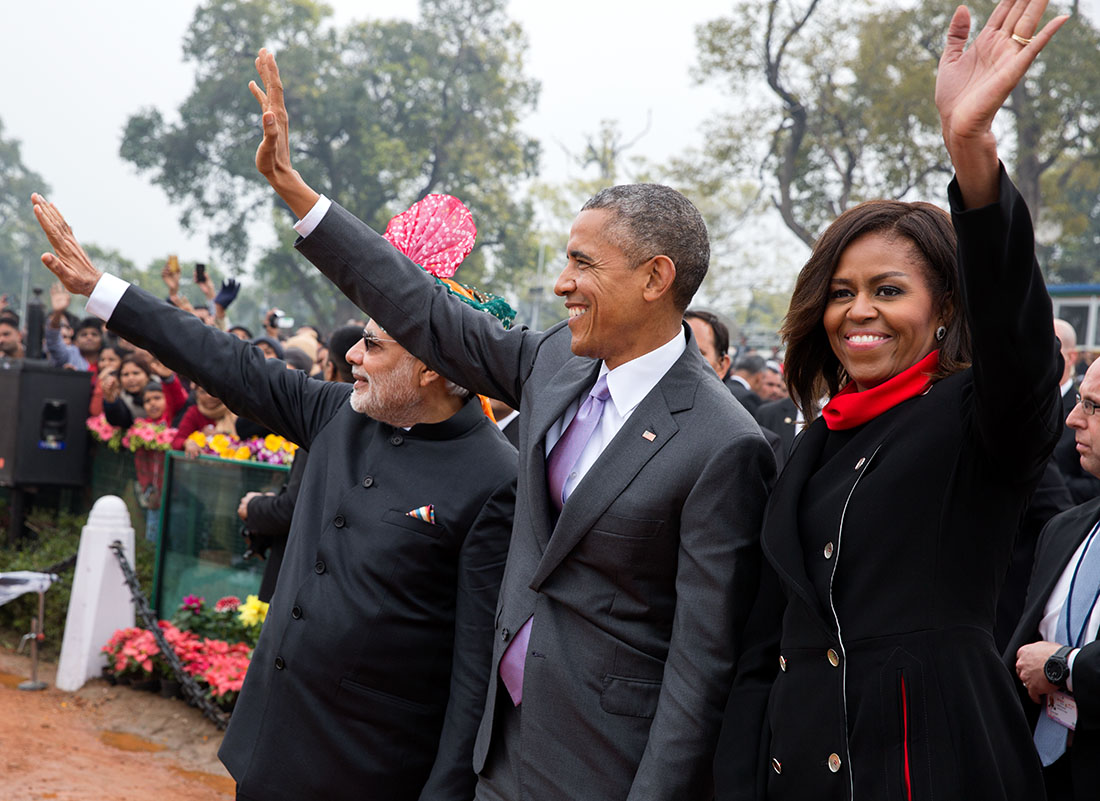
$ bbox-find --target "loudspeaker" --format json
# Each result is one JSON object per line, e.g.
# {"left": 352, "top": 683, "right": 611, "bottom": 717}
{"left": 0, "top": 358, "right": 92, "bottom": 487}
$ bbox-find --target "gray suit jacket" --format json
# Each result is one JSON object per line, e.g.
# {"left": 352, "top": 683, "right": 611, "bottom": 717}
{"left": 296, "top": 202, "right": 775, "bottom": 800}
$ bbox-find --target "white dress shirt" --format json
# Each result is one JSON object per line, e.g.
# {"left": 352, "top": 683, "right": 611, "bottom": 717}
{"left": 1038, "top": 520, "right": 1100, "bottom": 690}
{"left": 543, "top": 331, "right": 685, "bottom": 501}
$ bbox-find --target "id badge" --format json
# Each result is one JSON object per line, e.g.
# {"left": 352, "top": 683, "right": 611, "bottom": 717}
{"left": 1045, "top": 691, "right": 1078, "bottom": 731}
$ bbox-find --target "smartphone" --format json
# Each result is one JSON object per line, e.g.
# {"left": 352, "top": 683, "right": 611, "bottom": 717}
{"left": 195, "top": 263, "right": 206, "bottom": 283}
{"left": 166, "top": 254, "right": 180, "bottom": 276}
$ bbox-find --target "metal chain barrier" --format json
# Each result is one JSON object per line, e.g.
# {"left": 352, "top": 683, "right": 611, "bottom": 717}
{"left": 108, "top": 540, "right": 230, "bottom": 730}
{"left": 39, "top": 553, "right": 78, "bottom": 576}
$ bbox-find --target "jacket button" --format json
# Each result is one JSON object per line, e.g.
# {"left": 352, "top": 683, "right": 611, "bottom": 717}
{"left": 274, "top": 656, "right": 285, "bottom": 670}
{"left": 501, "top": 627, "right": 510, "bottom": 641}
{"left": 854, "top": 457, "right": 866, "bottom": 470}
{"left": 333, "top": 514, "right": 346, "bottom": 528}
{"left": 771, "top": 757, "right": 782, "bottom": 775}
{"left": 827, "top": 649, "right": 840, "bottom": 667}
{"left": 315, "top": 560, "right": 326, "bottom": 574}
{"left": 291, "top": 605, "right": 302, "bottom": 619}
{"left": 828, "top": 753, "right": 842, "bottom": 773}
{"left": 390, "top": 434, "right": 404, "bottom": 446}
{"left": 362, "top": 476, "right": 374, "bottom": 488}
{"left": 779, "top": 655, "right": 787, "bottom": 672}
{"left": 824, "top": 541, "right": 834, "bottom": 559}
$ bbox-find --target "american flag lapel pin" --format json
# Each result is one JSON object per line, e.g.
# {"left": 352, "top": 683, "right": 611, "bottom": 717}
{"left": 642, "top": 430, "right": 656, "bottom": 442}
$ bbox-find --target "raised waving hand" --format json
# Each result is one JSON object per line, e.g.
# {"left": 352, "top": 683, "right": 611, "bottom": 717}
{"left": 249, "top": 48, "right": 319, "bottom": 219}
{"left": 936, "top": 0, "right": 1069, "bottom": 206}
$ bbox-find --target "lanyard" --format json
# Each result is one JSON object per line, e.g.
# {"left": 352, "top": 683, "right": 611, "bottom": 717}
{"left": 1065, "top": 520, "right": 1100, "bottom": 648}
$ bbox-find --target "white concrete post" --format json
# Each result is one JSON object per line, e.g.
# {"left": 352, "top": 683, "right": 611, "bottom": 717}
{"left": 55, "top": 495, "right": 136, "bottom": 692}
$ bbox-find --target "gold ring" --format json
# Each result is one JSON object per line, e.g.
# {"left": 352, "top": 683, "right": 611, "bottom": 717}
{"left": 1011, "top": 33, "right": 1033, "bottom": 46}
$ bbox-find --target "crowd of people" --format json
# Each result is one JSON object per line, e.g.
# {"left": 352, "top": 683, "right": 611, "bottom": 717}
{"left": 6, "top": 0, "right": 1097, "bottom": 799}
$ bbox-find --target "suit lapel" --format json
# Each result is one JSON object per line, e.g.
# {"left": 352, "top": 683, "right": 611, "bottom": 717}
{"left": 527, "top": 349, "right": 698, "bottom": 592}
{"left": 1024, "top": 498, "right": 1100, "bottom": 628}
{"left": 524, "top": 356, "right": 602, "bottom": 551}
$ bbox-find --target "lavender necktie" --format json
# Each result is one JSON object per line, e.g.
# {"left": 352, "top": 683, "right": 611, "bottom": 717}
{"left": 499, "top": 374, "right": 611, "bottom": 706}
{"left": 546, "top": 374, "right": 611, "bottom": 511}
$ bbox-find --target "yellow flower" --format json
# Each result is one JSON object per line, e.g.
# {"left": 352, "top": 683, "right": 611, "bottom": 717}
{"left": 210, "top": 434, "right": 230, "bottom": 453}
{"left": 283, "top": 441, "right": 298, "bottom": 453}
{"left": 237, "top": 594, "right": 269, "bottom": 627}
{"left": 188, "top": 431, "right": 207, "bottom": 447}
{"left": 264, "top": 434, "right": 283, "bottom": 451}
{"left": 234, "top": 445, "right": 252, "bottom": 460}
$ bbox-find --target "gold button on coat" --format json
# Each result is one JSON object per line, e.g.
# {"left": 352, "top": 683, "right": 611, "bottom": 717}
{"left": 827, "top": 649, "right": 840, "bottom": 667}
{"left": 779, "top": 655, "right": 787, "bottom": 672}
{"left": 824, "top": 541, "right": 834, "bottom": 559}
{"left": 828, "top": 753, "right": 842, "bottom": 772}
{"left": 772, "top": 758, "right": 782, "bottom": 774}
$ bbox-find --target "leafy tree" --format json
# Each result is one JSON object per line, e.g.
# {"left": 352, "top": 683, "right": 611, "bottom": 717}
{"left": 120, "top": 0, "right": 541, "bottom": 326}
{"left": 0, "top": 119, "right": 54, "bottom": 311}
{"left": 693, "top": 0, "right": 1100, "bottom": 282}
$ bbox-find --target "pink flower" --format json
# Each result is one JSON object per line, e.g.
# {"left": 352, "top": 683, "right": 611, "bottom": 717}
{"left": 214, "top": 596, "right": 241, "bottom": 612}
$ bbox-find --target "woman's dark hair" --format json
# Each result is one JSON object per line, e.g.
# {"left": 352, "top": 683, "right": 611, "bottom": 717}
{"left": 782, "top": 200, "right": 972, "bottom": 419}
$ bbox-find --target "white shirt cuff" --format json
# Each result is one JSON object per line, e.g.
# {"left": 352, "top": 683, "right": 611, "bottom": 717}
{"left": 85, "top": 273, "right": 131, "bottom": 322}
{"left": 1068, "top": 648, "right": 1080, "bottom": 692}
{"left": 293, "top": 195, "right": 332, "bottom": 238}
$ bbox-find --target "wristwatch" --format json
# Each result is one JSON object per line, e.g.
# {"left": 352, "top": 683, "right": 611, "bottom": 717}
{"left": 1044, "top": 645, "right": 1074, "bottom": 691}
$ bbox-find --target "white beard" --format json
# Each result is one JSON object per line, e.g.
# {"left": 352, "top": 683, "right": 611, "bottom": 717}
{"left": 348, "top": 358, "right": 425, "bottom": 427}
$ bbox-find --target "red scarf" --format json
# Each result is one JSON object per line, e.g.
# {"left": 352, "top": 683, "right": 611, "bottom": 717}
{"left": 821, "top": 350, "right": 940, "bottom": 431}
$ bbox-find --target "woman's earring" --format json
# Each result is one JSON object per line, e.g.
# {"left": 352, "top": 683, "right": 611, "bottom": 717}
{"left": 935, "top": 325, "right": 947, "bottom": 342}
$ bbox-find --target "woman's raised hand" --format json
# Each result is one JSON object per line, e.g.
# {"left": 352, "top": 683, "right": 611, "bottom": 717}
{"left": 936, "top": 0, "right": 1068, "bottom": 205}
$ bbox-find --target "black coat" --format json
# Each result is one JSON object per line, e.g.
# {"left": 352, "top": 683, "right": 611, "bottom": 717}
{"left": 726, "top": 376, "right": 763, "bottom": 413}
{"left": 245, "top": 447, "right": 307, "bottom": 603}
{"left": 104, "top": 286, "right": 518, "bottom": 801}
{"left": 754, "top": 398, "right": 799, "bottom": 460}
{"left": 719, "top": 170, "right": 1062, "bottom": 800}
{"left": 1003, "top": 497, "right": 1100, "bottom": 800}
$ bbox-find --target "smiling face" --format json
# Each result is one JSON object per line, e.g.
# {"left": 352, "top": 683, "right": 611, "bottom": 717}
{"left": 555, "top": 209, "right": 655, "bottom": 369}
{"left": 120, "top": 362, "right": 150, "bottom": 394}
{"left": 345, "top": 321, "right": 425, "bottom": 426}
{"left": 823, "top": 232, "right": 941, "bottom": 392}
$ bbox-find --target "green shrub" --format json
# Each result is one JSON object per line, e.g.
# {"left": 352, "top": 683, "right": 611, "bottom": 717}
{"left": 0, "top": 507, "right": 156, "bottom": 660}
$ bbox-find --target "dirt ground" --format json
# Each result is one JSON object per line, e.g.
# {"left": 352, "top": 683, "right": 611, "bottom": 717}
{"left": 0, "top": 647, "right": 234, "bottom": 801}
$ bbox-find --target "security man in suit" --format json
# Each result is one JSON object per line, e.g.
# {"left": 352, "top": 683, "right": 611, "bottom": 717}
{"left": 685, "top": 308, "right": 785, "bottom": 470}
{"left": 249, "top": 49, "right": 774, "bottom": 801}
{"left": 33, "top": 197, "right": 517, "bottom": 801}
{"left": 1053, "top": 318, "right": 1100, "bottom": 503}
{"left": 1007, "top": 354, "right": 1100, "bottom": 800}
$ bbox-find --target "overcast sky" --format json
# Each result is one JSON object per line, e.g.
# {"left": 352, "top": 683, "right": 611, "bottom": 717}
{"left": 3, "top": 0, "right": 1095, "bottom": 285}
{"left": 1, "top": 0, "right": 734, "bottom": 274}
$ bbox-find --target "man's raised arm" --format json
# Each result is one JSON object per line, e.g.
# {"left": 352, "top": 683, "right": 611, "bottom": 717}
{"left": 31, "top": 193, "right": 346, "bottom": 449}
{"left": 248, "top": 48, "right": 535, "bottom": 410}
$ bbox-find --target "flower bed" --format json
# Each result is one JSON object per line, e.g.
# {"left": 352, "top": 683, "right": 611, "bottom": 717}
{"left": 88, "top": 415, "right": 297, "bottom": 466}
{"left": 101, "top": 594, "right": 269, "bottom": 710}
